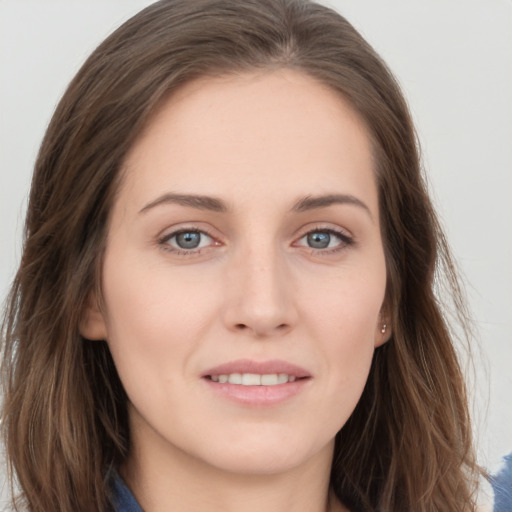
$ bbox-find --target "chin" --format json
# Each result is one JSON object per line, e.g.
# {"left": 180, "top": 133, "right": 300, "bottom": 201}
{"left": 207, "top": 453, "right": 312, "bottom": 476}
{"left": 197, "top": 429, "right": 335, "bottom": 476}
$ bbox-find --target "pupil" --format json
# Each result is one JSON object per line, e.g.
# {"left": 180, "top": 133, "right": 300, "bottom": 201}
{"left": 308, "top": 232, "right": 330, "bottom": 249}
{"left": 176, "top": 232, "right": 200, "bottom": 249}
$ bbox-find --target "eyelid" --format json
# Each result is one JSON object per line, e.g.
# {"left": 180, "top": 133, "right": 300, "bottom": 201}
{"left": 293, "top": 225, "right": 355, "bottom": 253}
{"left": 157, "top": 225, "right": 221, "bottom": 255}
{"left": 155, "top": 223, "right": 354, "bottom": 257}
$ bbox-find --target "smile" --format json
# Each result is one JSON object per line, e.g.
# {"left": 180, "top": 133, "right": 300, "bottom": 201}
{"left": 208, "top": 373, "right": 297, "bottom": 385}
{"left": 202, "top": 359, "right": 311, "bottom": 406}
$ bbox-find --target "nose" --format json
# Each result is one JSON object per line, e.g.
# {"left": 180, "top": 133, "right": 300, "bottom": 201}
{"left": 222, "top": 244, "right": 298, "bottom": 338}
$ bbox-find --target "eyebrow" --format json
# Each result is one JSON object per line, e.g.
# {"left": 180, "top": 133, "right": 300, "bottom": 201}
{"left": 139, "top": 193, "right": 229, "bottom": 213}
{"left": 292, "top": 194, "right": 373, "bottom": 220}
{"left": 139, "top": 192, "right": 372, "bottom": 220}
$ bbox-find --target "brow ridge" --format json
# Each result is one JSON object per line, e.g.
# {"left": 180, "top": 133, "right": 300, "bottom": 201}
{"left": 292, "top": 194, "right": 373, "bottom": 219}
{"left": 139, "top": 192, "right": 372, "bottom": 220}
{"left": 139, "top": 193, "right": 229, "bottom": 213}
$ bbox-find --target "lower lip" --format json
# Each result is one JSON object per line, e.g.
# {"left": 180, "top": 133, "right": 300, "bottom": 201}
{"left": 202, "top": 378, "right": 310, "bottom": 406}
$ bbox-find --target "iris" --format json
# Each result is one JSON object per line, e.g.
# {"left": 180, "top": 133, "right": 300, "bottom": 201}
{"left": 176, "top": 231, "right": 201, "bottom": 249}
{"left": 307, "top": 232, "right": 331, "bottom": 249}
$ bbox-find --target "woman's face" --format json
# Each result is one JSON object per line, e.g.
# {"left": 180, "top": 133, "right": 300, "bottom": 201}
{"left": 82, "top": 70, "right": 389, "bottom": 476}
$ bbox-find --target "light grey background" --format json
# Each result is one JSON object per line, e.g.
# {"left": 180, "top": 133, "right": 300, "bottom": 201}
{"left": 1, "top": 1, "right": 511, "bottom": 508}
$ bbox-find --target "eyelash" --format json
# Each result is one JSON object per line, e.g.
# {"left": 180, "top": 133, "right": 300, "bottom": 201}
{"left": 157, "top": 226, "right": 354, "bottom": 256}
{"left": 298, "top": 227, "right": 354, "bottom": 255}
{"left": 158, "top": 228, "right": 217, "bottom": 256}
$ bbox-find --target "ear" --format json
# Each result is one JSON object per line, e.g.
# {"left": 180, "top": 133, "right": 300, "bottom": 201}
{"left": 374, "top": 311, "right": 392, "bottom": 348}
{"left": 80, "top": 294, "right": 108, "bottom": 341}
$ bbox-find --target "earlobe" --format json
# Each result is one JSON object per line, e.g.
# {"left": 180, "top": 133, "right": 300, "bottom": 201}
{"left": 80, "top": 295, "right": 108, "bottom": 341}
{"left": 374, "top": 320, "right": 392, "bottom": 347}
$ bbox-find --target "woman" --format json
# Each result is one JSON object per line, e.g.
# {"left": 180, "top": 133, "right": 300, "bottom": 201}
{"left": 1, "top": 0, "right": 481, "bottom": 510}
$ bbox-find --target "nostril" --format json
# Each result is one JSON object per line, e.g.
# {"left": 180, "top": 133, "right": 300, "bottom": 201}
{"left": 233, "top": 322, "right": 290, "bottom": 334}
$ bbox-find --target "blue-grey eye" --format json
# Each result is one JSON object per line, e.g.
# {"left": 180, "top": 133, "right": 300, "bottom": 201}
{"left": 166, "top": 230, "right": 213, "bottom": 250}
{"left": 297, "top": 229, "right": 348, "bottom": 250}
{"left": 307, "top": 232, "right": 331, "bottom": 249}
{"left": 176, "top": 231, "right": 201, "bottom": 248}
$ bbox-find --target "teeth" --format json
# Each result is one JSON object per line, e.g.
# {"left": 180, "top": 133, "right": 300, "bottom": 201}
{"left": 261, "top": 374, "right": 278, "bottom": 385}
{"left": 242, "top": 373, "right": 260, "bottom": 385}
{"left": 277, "top": 373, "right": 288, "bottom": 384}
{"left": 210, "top": 373, "right": 298, "bottom": 386}
{"left": 228, "top": 373, "right": 242, "bottom": 384}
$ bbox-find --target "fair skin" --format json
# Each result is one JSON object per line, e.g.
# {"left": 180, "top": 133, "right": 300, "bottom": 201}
{"left": 82, "top": 69, "right": 390, "bottom": 512}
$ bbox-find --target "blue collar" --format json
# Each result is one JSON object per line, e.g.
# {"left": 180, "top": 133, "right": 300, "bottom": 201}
{"left": 110, "top": 472, "right": 143, "bottom": 512}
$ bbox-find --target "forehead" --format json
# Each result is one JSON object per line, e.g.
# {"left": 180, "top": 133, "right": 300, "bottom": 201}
{"left": 119, "top": 69, "right": 377, "bottom": 215}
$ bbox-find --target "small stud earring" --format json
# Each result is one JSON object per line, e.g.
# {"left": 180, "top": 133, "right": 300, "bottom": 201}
{"left": 381, "top": 323, "right": 387, "bottom": 334}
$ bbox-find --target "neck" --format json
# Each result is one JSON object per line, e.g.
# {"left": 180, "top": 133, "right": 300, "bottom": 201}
{"left": 122, "top": 425, "right": 347, "bottom": 512}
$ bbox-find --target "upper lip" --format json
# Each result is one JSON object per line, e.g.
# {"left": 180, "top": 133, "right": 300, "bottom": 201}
{"left": 202, "top": 359, "right": 311, "bottom": 378}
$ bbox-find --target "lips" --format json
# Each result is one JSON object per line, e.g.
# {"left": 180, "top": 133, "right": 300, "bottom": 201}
{"left": 202, "top": 359, "right": 311, "bottom": 381}
{"left": 201, "top": 359, "right": 311, "bottom": 406}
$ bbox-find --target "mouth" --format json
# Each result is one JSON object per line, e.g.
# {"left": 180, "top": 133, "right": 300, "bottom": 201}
{"left": 201, "top": 359, "right": 311, "bottom": 405}
{"left": 206, "top": 373, "right": 303, "bottom": 385}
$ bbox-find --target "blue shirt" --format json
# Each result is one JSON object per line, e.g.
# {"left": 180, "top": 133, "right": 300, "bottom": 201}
{"left": 492, "top": 453, "right": 512, "bottom": 512}
{"left": 111, "top": 473, "right": 143, "bottom": 512}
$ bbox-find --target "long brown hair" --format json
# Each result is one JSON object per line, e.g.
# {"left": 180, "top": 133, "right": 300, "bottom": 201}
{"left": 1, "top": 1, "right": 480, "bottom": 510}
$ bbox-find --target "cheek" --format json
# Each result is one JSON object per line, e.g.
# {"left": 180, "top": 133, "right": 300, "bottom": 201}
{"left": 300, "top": 265, "right": 385, "bottom": 404}
{"left": 303, "top": 262, "right": 385, "bottom": 341}
{"left": 100, "top": 251, "right": 219, "bottom": 380}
